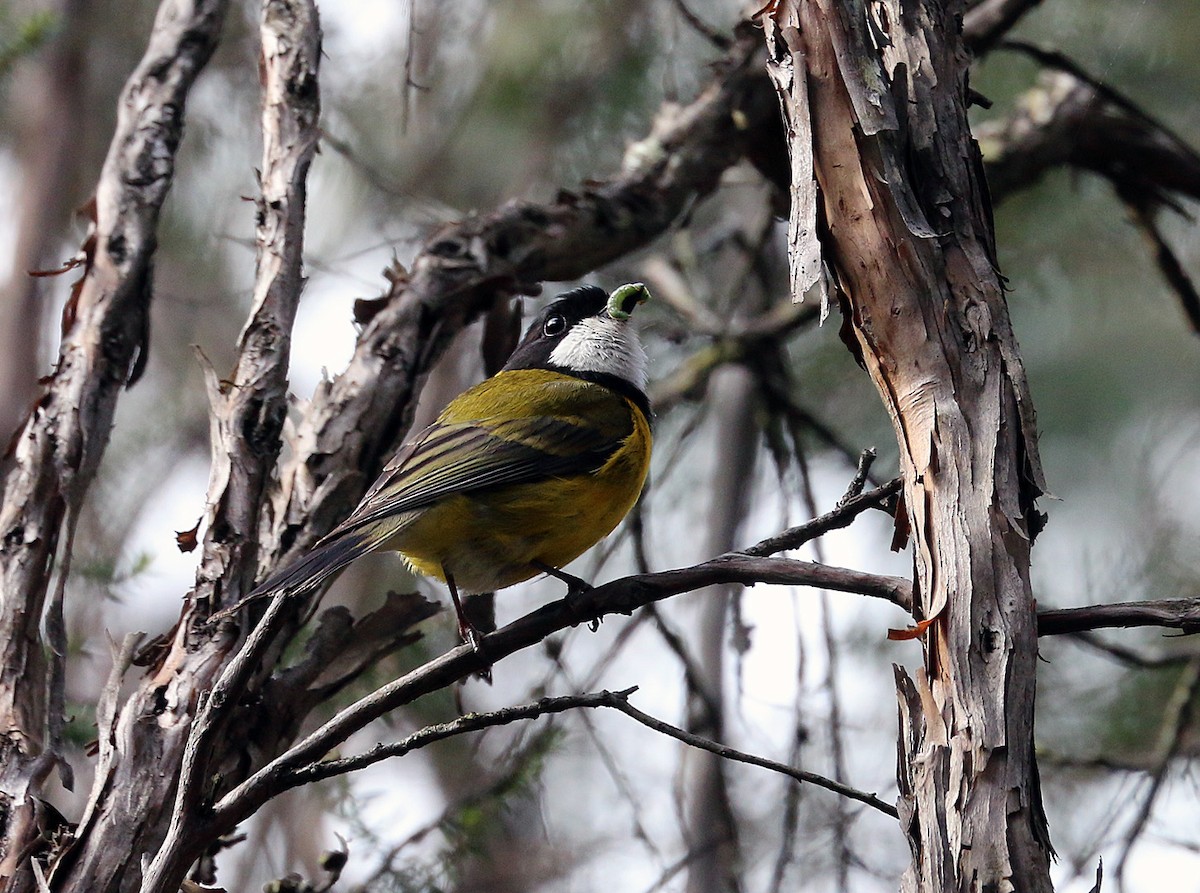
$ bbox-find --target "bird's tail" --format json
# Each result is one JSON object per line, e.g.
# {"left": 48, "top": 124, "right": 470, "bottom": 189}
{"left": 211, "top": 522, "right": 389, "bottom": 620}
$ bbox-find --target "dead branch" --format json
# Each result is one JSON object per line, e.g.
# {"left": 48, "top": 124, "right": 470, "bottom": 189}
{"left": 742, "top": 479, "right": 901, "bottom": 557}
{"left": 285, "top": 688, "right": 640, "bottom": 786}
{"left": 209, "top": 553, "right": 911, "bottom": 834}
{"left": 608, "top": 691, "right": 898, "bottom": 818}
{"left": 1038, "top": 598, "right": 1200, "bottom": 637}
{"left": 0, "top": 1, "right": 229, "bottom": 888}
{"left": 251, "top": 684, "right": 898, "bottom": 821}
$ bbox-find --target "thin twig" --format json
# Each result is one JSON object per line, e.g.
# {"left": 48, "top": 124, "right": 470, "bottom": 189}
{"left": 838, "top": 449, "right": 877, "bottom": 505}
{"left": 283, "top": 688, "right": 638, "bottom": 787}
{"left": 742, "top": 479, "right": 902, "bottom": 558}
{"left": 610, "top": 695, "right": 898, "bottom": 818}
{"left": 69, "top": 631, "right": 143, "bottom": 847}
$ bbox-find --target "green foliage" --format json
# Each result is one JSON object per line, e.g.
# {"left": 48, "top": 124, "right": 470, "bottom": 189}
{"left": 0, "top": 7, "right": 57, "bottom": 77}
{"left": 1098, "top": 660, "right": 1193, "bottom": 759}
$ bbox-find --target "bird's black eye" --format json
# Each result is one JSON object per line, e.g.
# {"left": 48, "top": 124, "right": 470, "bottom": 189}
{"left": 543, "top": 315, "right": 567, "bottom": 337}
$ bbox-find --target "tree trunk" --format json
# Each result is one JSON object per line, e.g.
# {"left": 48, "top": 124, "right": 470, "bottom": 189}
{"left": 0, "top": 2, "right": 228, "bottom": 889}
{"left": 763, "top": 2, "right": 1054, "bottom": 891}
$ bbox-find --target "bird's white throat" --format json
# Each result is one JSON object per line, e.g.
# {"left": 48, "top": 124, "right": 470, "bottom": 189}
{"left": 549, "top": 316, "right": 648, "bottom": 390}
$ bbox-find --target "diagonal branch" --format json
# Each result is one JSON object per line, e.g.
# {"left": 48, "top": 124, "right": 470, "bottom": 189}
{"left": 978, "top": 45, "right": 1200, "bottom": 331}
{"left": 211, "top": 552, "right": 912, "bottom": 831}
{"left": 989, "top": 42, "right": 1200, "bottom": 209}
{"left": 0, "top": 0, "right": 229, "bottom": 886}
{"left": 742, "top": 479, "right": 901, "bottom": 557}
{"left": 609, "top": 690, "right": 898, "bottom": 818}
{"left": 284, "top": 688, "right": 641, "bottom": 787}
{"left": 267, "top": 686, "right": 897, "bottom": 819}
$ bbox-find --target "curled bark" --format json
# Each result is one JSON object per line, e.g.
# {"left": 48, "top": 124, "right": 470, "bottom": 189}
{"left": 43, "top": 24, "right": 792, "bottom": 893}
{"left": 763, "top": 2, "right": 1053, "bottom": 890}
{"left": 0, "top": 1, "right": 228, "bottom": 888}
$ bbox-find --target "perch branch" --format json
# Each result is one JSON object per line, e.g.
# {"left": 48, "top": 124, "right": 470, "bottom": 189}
{"left": 211, "top": 553, "right": 911, "bottom": 828}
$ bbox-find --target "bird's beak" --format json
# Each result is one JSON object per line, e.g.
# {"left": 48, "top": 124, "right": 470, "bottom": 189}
{"left": 607, "top": 283, "right": 650, "bottom": 321}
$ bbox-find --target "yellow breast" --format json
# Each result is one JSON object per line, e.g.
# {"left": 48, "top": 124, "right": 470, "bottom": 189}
{"left": 392, "top": 393, "right": 651, "bottom": 593}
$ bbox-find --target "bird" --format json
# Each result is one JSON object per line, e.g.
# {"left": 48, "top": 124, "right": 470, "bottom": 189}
{"left": 237, "top": 282, "right": 653, "bottom": 646}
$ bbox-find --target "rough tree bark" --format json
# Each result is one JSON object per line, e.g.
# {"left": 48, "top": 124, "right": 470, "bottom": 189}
{"left": 2, "top": 3, "right": 1194, "bottom": 890}
{"left": 0, "top": 20, "right": 787, "bottom": 893}
{"left": 763, "top": 2, "right": 1054, "bottom": 892}
{"left": 0, "top": 1, "right": 228, "bottom": 889}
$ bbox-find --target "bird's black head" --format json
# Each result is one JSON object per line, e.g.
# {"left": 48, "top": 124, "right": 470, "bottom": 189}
{"left": 503, "top": 284, "right": 649, "bottom": 393}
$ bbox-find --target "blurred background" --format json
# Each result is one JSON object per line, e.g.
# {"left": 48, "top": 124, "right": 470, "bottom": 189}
{"left": 1, "top": 1, "right": 1198, "bottom": 891}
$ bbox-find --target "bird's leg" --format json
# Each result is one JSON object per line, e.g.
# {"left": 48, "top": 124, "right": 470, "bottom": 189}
{"left": 532, "top": 560, "right": 600, "bottom": 631}
{"left": 443, "top": 566, "right": 484, "bottom": 652}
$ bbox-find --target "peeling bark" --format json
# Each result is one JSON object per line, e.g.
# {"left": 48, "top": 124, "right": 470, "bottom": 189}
{"left": 1, "top": 23, "right": 786, "bottom": 893}
{"left": 763, "top": 2, "right": 1053, "bottom": 891}
{"left": 55, "top": 3, "right": 322, "bottom": 891}
{"left": 0, "top": 1, "right": 227, "bottom": 889}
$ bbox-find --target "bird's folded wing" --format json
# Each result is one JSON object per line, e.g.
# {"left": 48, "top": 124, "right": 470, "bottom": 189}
{"left": 348, "top": 412, "right": 630, "bottom": 528}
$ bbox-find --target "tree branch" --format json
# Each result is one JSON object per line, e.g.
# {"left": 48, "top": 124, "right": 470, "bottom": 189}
{"left": 210, "top": 551, "right": 911, "bottom": 830}
{"left": 986, "top": 42, "right": 1200, "bottom": 210}
{"left": 274, "top": 686, "right": 897, "bottom": 820}
{"left": 978, "top": 43, "right": 1200, "bottom": 332}
{"left": 741, "top": 479, "right": 902, "bottom": 558}
{"left": 284, "top": 688, "right": 639, "bottom": 787}
{"left": 610, "top": 691, "right": 898, "bottom": 818}
{"left": 1037, "top": 598, "right": 1200, "bottom": 637}
{"left": 0, "top": 0, "right": 229, "bottom": 886}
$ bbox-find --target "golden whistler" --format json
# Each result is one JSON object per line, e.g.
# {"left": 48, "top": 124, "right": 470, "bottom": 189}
{"left": 247, "top": 283, "right": 653, "bottom": 644}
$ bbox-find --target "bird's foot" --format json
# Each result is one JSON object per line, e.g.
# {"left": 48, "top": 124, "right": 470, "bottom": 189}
{"left": 533, "top": 561, "right": 600, "bottom": 631}
{"left": 456, "top": 618, "right": 494, "bottom": 683}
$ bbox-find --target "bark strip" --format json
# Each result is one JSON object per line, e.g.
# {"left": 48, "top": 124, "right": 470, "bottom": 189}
{"left": 763, "top": 2, "right": 1053, "bottom": 890}
{"left": 0, "top": 1, "right": 228, "bottom": 888}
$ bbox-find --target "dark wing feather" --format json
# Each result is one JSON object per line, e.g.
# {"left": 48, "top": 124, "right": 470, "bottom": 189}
{"left": 246, "top": 373, "right": 637, "bottom": 601}
{"left": 346, "top": 414, "right": 625, "bottom": 528}
{"left": 248, "top": 524, "right": 383, "bottom": 598}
